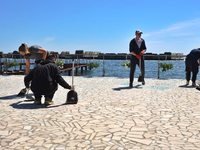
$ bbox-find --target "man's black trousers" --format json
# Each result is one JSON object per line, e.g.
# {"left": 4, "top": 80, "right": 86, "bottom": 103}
{"left": 129, "top": 57, "right": 145, "bottom": 85}
{"left": 185, "top": 55, "right": 199, "bottom": 83}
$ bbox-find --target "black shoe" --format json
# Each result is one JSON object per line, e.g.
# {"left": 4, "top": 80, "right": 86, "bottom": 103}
{"left": 142, "top": 81, "right": 145, "bottom": 85}
{"left": 129, "top": 84, "right": 133, "bottom": 88}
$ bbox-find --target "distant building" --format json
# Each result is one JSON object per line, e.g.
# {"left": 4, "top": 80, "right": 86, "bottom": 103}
{"left": 75, "top": 50, "right": 84, "bottom": 59}
{"left": 171, "top": 53, "right": 184, "bottom": 60}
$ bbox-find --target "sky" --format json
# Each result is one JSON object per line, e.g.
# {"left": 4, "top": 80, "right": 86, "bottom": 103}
{"left": 1, "top": 0, "right": 200, "bottom": 55}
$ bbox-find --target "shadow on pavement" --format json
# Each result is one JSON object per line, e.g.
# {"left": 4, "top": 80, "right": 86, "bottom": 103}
{"left": 0, "top": 93, "right": 35, "bottom": 100}
{"left": 10, "top": 101, "right": 77, "bottom": 109}
{"left": 179, "top": 85, "right": 196, "bottom": 88}
{"left": 112, "top": 84, "right": 142, "bottom": 91}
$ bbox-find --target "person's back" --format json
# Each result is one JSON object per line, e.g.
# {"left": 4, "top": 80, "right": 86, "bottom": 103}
{"left": 31, "top": 59, "right": 59, "bottom": 95}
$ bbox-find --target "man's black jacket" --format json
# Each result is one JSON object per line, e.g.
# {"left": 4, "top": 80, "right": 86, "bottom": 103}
{"left": 129, "top": 38, "right": 146, "bottom": 58}
{"left": 24, "top": 59, "right": 71, "bottom": 95}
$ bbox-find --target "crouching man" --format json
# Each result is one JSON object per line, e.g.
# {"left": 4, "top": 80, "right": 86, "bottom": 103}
{"left": 24, "top": 54, "right": 74, "bottom": 105}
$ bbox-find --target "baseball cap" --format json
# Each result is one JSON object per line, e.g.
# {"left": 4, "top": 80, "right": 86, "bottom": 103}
{"left": 135, "top": 30, "right": 143, "bottom": 34}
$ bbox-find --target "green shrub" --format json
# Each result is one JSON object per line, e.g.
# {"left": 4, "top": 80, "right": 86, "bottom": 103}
{"left": 88, "top": 62, "right": 100, "bottom": 70}
{"left": 159, "top": 63, "right": 173, "bottom": 72}
{"left": 55, "top": 60, "right": 64, "bottom": 69}
{"left": 7, "top": 62, "right": 19, "bottom": 68}
{"left": 121, "top": 61, "right": 131, "bottom": 68}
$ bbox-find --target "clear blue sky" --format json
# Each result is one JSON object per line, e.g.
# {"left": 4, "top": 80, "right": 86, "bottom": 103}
{"left": 1, "top": 0, "right": 200, "bottom": 55}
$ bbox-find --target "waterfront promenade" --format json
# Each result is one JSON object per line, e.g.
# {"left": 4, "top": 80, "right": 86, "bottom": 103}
{"left": 0, "top": 75, "right": 200, "bottom": 150}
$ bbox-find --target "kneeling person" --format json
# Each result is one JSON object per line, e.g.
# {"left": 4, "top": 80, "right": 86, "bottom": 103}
{"left": 24, "top": 54, "right": 73, "bottom": 105}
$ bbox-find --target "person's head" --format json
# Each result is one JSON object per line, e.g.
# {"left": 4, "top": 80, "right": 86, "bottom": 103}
{"left": 18, "top": 43, "right": 29, "bottom": 56}
{"left": 46, "top": 54, "right": 56, "bottom": 62}
{"left": 135, "top": 30, "right": 143, "bottom": 39}
{"left": 198, "top": 47, "right": 200, "bottom": 50}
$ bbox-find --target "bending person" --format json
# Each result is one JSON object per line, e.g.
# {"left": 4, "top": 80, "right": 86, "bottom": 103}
{"left": 18, "top": 43, "right": 48, "bottom": 74}
{"left": 185, "top": 48, "right": 200, "bottom": 86}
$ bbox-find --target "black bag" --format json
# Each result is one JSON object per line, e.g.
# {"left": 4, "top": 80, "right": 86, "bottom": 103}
{"left": 138, "top": 59, "right": 143, "bottom": 82}
{"left": 138, "top": 75, "right": 143, "bottom": 82}
{"left": 66, "top": 90, "right": 78, "bottom": 104}
{"left": 66, "top": 59, "right": 78, "bottom": 104}
{"left": 17, "top": 88, "right": 27, "bottom": 96}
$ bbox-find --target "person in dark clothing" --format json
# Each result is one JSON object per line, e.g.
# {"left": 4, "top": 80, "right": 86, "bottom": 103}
{"left": 129, "top": 30, "right": 147, "bottom": 87}
{"left": 24, "top": 54, "right": 74, "bottom": 105}
{"left": 185, "top": 48, "right": 200, "bottom": 86}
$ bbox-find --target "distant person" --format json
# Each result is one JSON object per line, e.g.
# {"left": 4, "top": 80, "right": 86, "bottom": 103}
{"left": 129, "top": 30, "right": 147, "bottom": 87}
{"left": 18, "top": 43, "right": 48, "bottom": 74}
{"left": 24, "top": 54, "right": 74, "bottom": 105}
{"left": 185, "top": 48, "right": 200, "bottom": 86}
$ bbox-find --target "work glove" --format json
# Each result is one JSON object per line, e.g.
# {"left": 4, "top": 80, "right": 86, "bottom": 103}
{"left": 136, "top": 54, "right": 141, "bottom": 60}
{"left": 139, "top": 51, "right": 144, "bottom": 56}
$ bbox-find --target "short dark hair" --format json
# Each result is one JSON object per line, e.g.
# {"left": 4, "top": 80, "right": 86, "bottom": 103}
{"left": 46, "top": 54, "right": 56, "bottom": 60}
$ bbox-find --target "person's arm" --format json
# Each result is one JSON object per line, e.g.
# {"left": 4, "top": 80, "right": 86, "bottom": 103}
{"left": 54, "top": 66, "right": 71, "bottom": 89}
{"left": 25, "top": 59, "right": 30, "bottom": 75}
{"left": 198, "top": 59, "right": 200, "bottom": 66}
{"left": 131, "top": 51, "right": 136, "bottom": 56}
{"left": 38, "top": 48, "right": 47, "bottom": 60}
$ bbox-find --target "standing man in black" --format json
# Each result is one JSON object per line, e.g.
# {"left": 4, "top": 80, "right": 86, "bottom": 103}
{"left": 129, "top": 30, "right": 147, "bottom": 87}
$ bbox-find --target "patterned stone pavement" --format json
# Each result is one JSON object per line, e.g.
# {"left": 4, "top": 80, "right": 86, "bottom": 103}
{"left": 0, "top": 75, "right": 200, "bottom": 150}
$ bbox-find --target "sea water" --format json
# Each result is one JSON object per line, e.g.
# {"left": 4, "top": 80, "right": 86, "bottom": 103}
{"left": 62, "top": 60, "right": 188, "bottom": 79}
{"left": 2, "top": 58, "right": 195, "bottom": 79}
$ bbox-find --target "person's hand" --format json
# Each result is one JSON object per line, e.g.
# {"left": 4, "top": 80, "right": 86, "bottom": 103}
{"left": 70, "top": 85, "right": 75, "bottom": 91}
{"left": 139, "top": 51, "right": 144, "bottom": 56}
{"left": 136, "top": 54, "right": 141, "bottom": 60}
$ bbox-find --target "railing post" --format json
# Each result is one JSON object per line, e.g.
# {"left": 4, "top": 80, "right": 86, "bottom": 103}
{"left": 103, "top": 54, "right": 105, "bottom": 77}
{"left": 76, "top": 55, "right": 79, "bottom": 76}
{"left": 158, "top": 57, "right": 160, "bottom": 79}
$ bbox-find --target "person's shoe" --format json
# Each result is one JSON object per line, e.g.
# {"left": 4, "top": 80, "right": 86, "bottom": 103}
{"left": 142, "top": 81, "right": 145, "bottom": 85}
{"left": 34, "top": 98, "right": 41, "bottom": 105}
{"left": 186, "top": 81, "right": 189, "bottom": 85}
{"left": 45, "top": 97, "right": 54, "bottom": 105}
{"left": 129, "top": 83, "right": 133, "bottom": 88}
{"left": 192, "top": 82, "right": 197, "bottom": 87}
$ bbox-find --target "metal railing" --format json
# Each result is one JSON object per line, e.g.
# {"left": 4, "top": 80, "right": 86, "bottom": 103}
{"left": 0, "top": 53, "right": 186, "bottom": 78}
